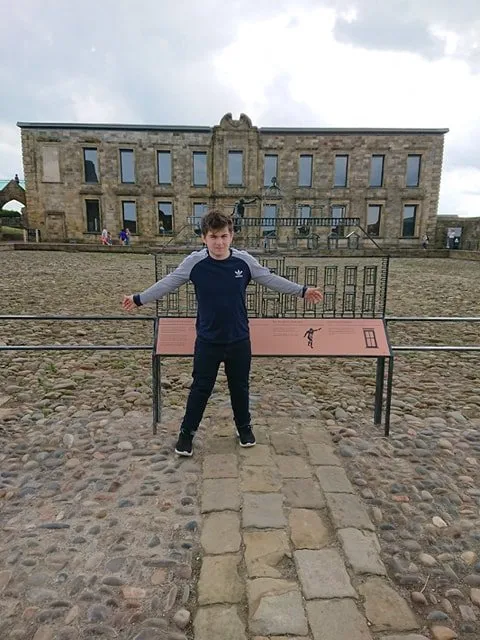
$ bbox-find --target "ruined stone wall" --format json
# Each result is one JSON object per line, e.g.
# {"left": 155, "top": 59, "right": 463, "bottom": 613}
{"left": 19, "top": 116, "right": 446, "bottom": 245}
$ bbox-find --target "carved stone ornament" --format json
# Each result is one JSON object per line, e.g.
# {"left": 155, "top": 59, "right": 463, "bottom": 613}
{"left": 219, "top": 113, "right": 253, "bottom": 130}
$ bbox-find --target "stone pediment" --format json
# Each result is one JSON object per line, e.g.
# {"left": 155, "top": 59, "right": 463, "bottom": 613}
{"left": 0, "top": 179, "right": 26, "bottom": 209}
{"left": 219, "top": 113, "right": 253, "bottom": 130}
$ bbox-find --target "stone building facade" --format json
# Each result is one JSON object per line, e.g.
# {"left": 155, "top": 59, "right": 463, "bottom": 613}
{"left": 18, "top": 114, "right": 448, "bottom": 247}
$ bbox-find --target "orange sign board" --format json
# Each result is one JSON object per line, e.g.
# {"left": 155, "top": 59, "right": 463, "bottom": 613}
{"left": 156, "top": 318, "right": 390, "bottom": 357}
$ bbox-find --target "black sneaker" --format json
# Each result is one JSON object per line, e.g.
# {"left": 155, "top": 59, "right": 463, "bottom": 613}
{"left": 236, "top": 425, "right": 256, "bottom": 448}
{"left": 175, "top": 431, "right": 194, "bottom": 457}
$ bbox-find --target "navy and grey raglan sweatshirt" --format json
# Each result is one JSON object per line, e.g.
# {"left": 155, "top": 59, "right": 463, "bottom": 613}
{"left": 134, "top": 248, "right": 306, "bottom": 344}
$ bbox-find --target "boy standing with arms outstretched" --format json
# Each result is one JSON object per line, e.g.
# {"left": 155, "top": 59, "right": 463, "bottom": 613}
{"left": 123, "top": 211, "right": 322, "bottom": 456}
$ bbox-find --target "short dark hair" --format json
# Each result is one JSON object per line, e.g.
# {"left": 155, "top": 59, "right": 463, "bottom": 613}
{"left": 201, "top": 210, "right": 233, "bottom": 236}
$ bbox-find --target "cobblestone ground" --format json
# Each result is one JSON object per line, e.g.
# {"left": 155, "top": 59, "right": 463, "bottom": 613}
{"left": 1, "top": 251, "right": 480, "bottom": 640}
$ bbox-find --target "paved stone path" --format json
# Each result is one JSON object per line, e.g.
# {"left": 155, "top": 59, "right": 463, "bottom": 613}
{"left": 193, "top": 408, "right": 429, "bottom": 640}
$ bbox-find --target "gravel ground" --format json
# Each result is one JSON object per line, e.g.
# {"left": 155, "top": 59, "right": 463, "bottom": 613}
{"left": 1, "top": 251, "right": 480, "bottom": 640}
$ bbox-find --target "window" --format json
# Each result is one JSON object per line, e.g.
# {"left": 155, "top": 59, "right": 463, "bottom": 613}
{"left": 83, "top": 148, "right": 99, "bottom": 183}
{"left": 228, "top": 151, "right": 243, "bottom": 185}
{"left": 193, "top": 202, "right": 207, "bottom": 217}
{"left": 402, "top": 204, "right": 417, "bottom": 237}
{"left": 406, "top": 154, "right": 421, "bottom": 187}
{"left": 157, "top": 151, "right": 172, "bottom": 184}
{"left": 369, "top": 155, "right": 384, "bottom": 188}
{"left": 264, "top": 154, "right": 278, "bottom": 187}
{"left": 367, "top": 204, "right": 382, "bottom": 237}
{"left": 298, "top": 204, "right": 311, "bottom": 219}
{"left": 85, "top": 199, "right": 101, "bottom": 232}
{"left": 158, "top": 202, "right": 173, "bottom": 234}
{"left": 122, "top": 201, "right": 137, "bottom": 233}
{"left": 193, "top": 152, "right": 207, "bottom": 186}
{"left": 262, "top": 204, "right": 277, "bottom": 236}
{"left": 42, "top": 146, "right": 60, "bottom": 182}
{"left": 334, "top": 155, "right": 348, "bottom": 187}
{"left": 120, "top": 149, "right": 135, "bottom": 183}
{"left": 298, "top": 155, "right": 313, "bottom": 187}
{"left": 331, "top": 204, "right": 346, "bottom": 236}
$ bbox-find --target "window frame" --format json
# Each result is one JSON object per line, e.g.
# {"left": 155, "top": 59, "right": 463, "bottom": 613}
{"left": 121, "top": 200, "right": 138, "bottom": 234}
{"left": 366, "top": 203, "right": 382, "bottom": 237}
{"left": 157, "top": 150, "right": 172, "bottom": 185}
{"left": 330, "top": 203, "right": 347, "bottom": 237}
{"left": 262, "top": 203, "right": 278, "bottom": 237}
{"left": 41, "top": 145, "right": 61, "bottom": 183}
{"left": 83, "top": 147, "right": 99, "bottom": 184}
{"left": 193, "top": 151, "right": 208, "bottom": 187}
{"left": 157, "top": 201, "right": 174, "bottom": 235}
{"left": 85, "top": 198, "right": 101, "bottom": 233}
{"left": 119, "top": 149, "right": 135, "bottom": 184}
{"left": 263, "top": 154, "right": 278, "bottom": 188}
{"left": 334, "top": 154, "right": 349, "bottom": 188}
{"left": 369, "top": 154, "right": 385, "bottom": 188}
{"left": 227, "top": 150, "right": 244, "bottom": 186}
{"left": 401, "top": 203, "right": 418, "bottom": 237}
{"left": 298, "top": 154, "right": 313, "bottom": 187}
{"left": 406, "top": 154, "right": 421, "bottom": 188}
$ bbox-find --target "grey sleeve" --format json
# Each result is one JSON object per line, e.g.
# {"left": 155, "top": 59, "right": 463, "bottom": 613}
{"left": 137, "top": 251, "right": 205, "bottom": 305}
{"left": 236, "top": 250, "right": 304, "bottom": 297}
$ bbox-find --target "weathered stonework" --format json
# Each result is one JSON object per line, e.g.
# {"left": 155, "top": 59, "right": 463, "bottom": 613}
{"left": 18, "top": 114, "right": 447, "bottom": 245}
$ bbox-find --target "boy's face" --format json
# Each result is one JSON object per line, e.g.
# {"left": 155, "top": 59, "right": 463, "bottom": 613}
{"left": 202, "top": 226, "right": 233, "bottom": 260}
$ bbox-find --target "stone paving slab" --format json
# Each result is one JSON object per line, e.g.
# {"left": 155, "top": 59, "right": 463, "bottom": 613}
{"left": 325, "top": 492, "right": 375, "bottom": 530}
{"left": 197, "top": 555, "right": 244, "bottom": 605}
{"left": 243, "top": 493, "right": 286, "bottom": 528}
{"left": 270, "top": 432, "right": 306, "bottom": 455}
{"left": 315, "top": 465, "right": 353, "bottom": 493}
{"left": 194, "top": 605, "right": 247, "bottom": 640}
{"left": 244, "top": 530, "right": 291, "bottom": 577}
{"left": 289, "top": 509, "right": 330, "bottom": 549}
{"left": 239, "top": 444, "right": 274, "bottom": 466}
{"left": 200, "top": 512, "right": 241, "bottom": 554}
{"left": 247, "top": 578, "right": 308, "bottom": 636}
{"left": 275, "top": 454, "right": 312, "bottom": 478}
{"left": 358, "top": 577, "right": 419, "bottom": 632}
{"left": 283, "top": 478, "right": 326, "bottom": 508}
{"left": 294, "top": 549, "right": 357, "bottom": 599}
{"left": 201, "top": 478, "right": 240, "bottom": 512}
{"left": 306, "top": 599, "right": 373, "bottom": 640}
{"left": 241, "top": 465, "right": 282, "bottom": 492}
{"left": 338, "top": 528, "right": 387, "bottom": 575}
{"left": 308, "top": 444, "right": 341, "bottom": 465}
{"left": 203, "top": 453, "right": 238, "bottom": 478}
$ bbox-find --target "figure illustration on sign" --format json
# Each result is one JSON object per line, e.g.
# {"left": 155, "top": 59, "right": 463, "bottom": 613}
{"left": 304, "top": 327, "right": 322, "bottom": 349}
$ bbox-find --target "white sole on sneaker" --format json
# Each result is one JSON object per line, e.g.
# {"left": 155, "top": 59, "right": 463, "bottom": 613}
{"left": 174, "top": 448, "right": 193, "bottom": 457}
{"left": 236, "top": 429, "right": 256, "bottom": 447}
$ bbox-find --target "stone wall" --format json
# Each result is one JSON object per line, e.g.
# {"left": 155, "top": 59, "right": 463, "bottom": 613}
{"left": 19, "top": 115, "right": 447, "bottom": 245}
{"left": 436, "top": 215, "right": 480, "bottom": 250}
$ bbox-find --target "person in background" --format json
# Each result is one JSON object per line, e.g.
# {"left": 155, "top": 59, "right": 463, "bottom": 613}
{"left": 422, "top": 233, "right": 429, "bottom": 250}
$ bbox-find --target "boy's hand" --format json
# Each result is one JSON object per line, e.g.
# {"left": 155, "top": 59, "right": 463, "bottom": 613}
{"left": 122, "top": 295, "right": 136, "bottom": 311}
{"left": 305, "top": 288, "right": 323, "bottom": 304}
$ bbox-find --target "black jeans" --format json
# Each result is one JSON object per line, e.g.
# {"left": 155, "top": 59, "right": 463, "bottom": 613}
{"left": 180, "top": 338, "right": 251, "bottom": 434}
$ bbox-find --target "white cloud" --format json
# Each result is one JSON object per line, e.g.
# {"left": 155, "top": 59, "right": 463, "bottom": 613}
{"left": 214, "top": 7, "right": 480, "bottom": 215}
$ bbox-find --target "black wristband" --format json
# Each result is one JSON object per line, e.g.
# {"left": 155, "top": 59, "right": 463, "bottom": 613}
{"left": 302, "top": 285, "right": 307, "bottom": 298}
{"left": 133, "top": 294, "right": 143, "bottom": 307}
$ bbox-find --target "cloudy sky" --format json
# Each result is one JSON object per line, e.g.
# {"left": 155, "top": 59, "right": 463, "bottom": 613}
{"left": 1, "top": 0, "right": 479, "bottom": 215}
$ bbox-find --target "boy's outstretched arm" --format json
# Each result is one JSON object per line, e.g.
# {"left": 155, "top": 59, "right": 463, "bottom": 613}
{"left": 122, "top": 250, "right": 205, "bottom": 310}
{"left": 239, "top": 251, "right": 323, "bottom": 304}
